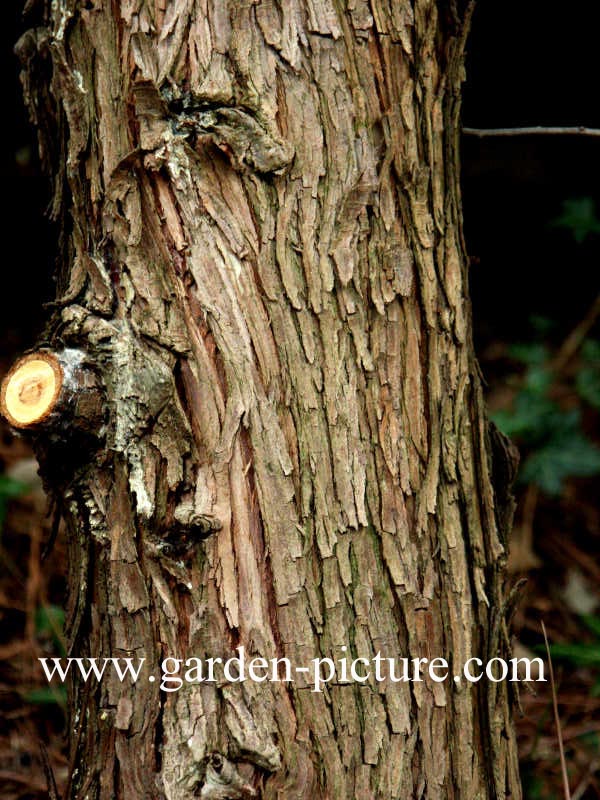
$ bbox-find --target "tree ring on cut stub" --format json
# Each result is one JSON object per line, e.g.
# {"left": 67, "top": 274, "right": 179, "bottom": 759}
{"left": 0, "top": 352, "right": 64, "bottom": 429}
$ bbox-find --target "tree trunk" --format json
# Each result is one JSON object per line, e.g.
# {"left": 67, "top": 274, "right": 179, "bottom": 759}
{"left": 14, "top": 1, "right": 521, "bottom": 797}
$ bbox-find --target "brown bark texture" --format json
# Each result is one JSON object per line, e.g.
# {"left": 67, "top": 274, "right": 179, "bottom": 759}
{"left": 15, "top": 0, "right": 522, "bottom": 797}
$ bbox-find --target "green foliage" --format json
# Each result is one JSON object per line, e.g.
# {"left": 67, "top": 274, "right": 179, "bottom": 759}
{"left": 35, "top": 604, "right": 66, "bottom": 657}
{"left": 551, "top": 196, "right": 600, "bottom": 243}
{"left": 491, "top": 332, "right": 600, "bottom": 495}
{"left": 520, "top": 429, "right": 600, "bottom": 496}
{"left": 545, "top": 640, "right": 600, "bottom": 668}
{"left": 520, "top": 768, "right": 557, "bottom": 800}
{"left": 499, "top": 195, "right": 600, "bottom": 495}
{"left": 0, "top": 474, "right": 29, "bottom": 532}
{"left": 580, "top": 613, "right": 600, "bottom": 638}
{"left": 578, "top": 731, "right": 600, "bottom": 751}
{"left": 576, "top": 339, "right": 600, "bottom": 410}
{"left": 22, "top": 685, "right": 67, "bottom": 710}
{"left": 538, "top": 614, "right": 600, "bottom": 696}
{"left": 27, "top": 604, "right": 67, "bottom": 711}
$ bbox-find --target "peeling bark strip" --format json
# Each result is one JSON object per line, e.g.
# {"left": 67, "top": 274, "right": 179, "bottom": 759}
{"left": 14, "top": 1, "right": 521, "bottom": 797}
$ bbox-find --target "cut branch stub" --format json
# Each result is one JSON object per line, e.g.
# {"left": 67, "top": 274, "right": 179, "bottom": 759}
{"left": 0, "top": 349, "right": 104, "bottom": 439}
{"left": 1, "top": 352, "right": 63, "bottom": 429}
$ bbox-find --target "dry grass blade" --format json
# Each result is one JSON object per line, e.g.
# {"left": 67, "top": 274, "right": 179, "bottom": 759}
{"left": 541, "top": 619, "right": 572, "bottom": 800}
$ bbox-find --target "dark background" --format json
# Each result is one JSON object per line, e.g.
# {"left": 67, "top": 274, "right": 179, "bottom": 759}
{"left": 463, "top": 1, "right": 600, "bottom": 346}
{"left": 1, "top": 2, "right": 599, "bottom": 798}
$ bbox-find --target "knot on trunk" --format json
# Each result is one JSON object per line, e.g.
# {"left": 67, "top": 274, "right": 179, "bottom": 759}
{"left": 190, "top": 753, "right": 257, "bottom": 800}
{"left": 133, "top": 82, "right": 295, "bottom": 176}
{"left": 170, "top": 104, "right": 295, "bottom": 176}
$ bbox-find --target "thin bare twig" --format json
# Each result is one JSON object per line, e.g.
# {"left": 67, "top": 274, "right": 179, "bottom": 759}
{"left": 571, "top": 758, "right": 599, "bottom": 800}
{"left": 552, "top": 292, "right": 600, "bottom": 375}
{"left": 541, "top": 620, "right": 572, "bottom": 800}
{"left": 463, "top": 126, "right": 600, "bottom": 138}
{"left": 39, "top": 741, "right": 61, "bottom": 800}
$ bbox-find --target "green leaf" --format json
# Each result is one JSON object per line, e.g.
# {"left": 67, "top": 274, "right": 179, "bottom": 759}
{"left": 577, "top": 339, "right": 600, "bottom": 409}
{"left": 551, "top": 197, "right": 600, "bottom": 243}
{"left": 521, "top": 432, "right": 600, "bottom": 494}
{"left": 0, "top": 475, "right": 29, "bottom": 533}
{"left": 507, "top": 342, "right": 549, "bottom": 366}
{"left": 521, "top": 772, "right": 550, "bottom": 800}
{"left": 578, "top": 730, "right": 600, "bottom": 749}
{"left": 0, "top": 475, "right": 30, "bottom": 497}
{"left": 35, "top": 605, "right": 66, "bottom": 656}
{"left": 35, "top": 604, "right": 65, "bottom": 635}
{"left": 543, "top": 642, "right": 600, "bottom": 667}
{"left": 581, "top": 614, "right": 600, "bottom": 639}
{"left": 523, "top": 366, "right": 553, "bottom": 394}
{"left": 491, "top": 390, "right": 557, "bottom": 442}
{"left": 529, "top": 315, "right": 555, "bottom": 336}
{"left": 22, "top": 685, "right": 67, "bottom": 709}
{"left": 582, "top": 339, "right": 600, "bottom": 361}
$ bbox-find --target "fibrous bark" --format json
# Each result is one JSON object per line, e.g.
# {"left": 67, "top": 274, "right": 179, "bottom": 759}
{"left": 14, "top": 1, "right": 521, "bottom": 797}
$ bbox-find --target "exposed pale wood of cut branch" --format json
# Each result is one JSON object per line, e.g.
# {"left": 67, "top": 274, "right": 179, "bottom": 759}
{"left": 0, "top": 353, "right": 63, "bottom": 429}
